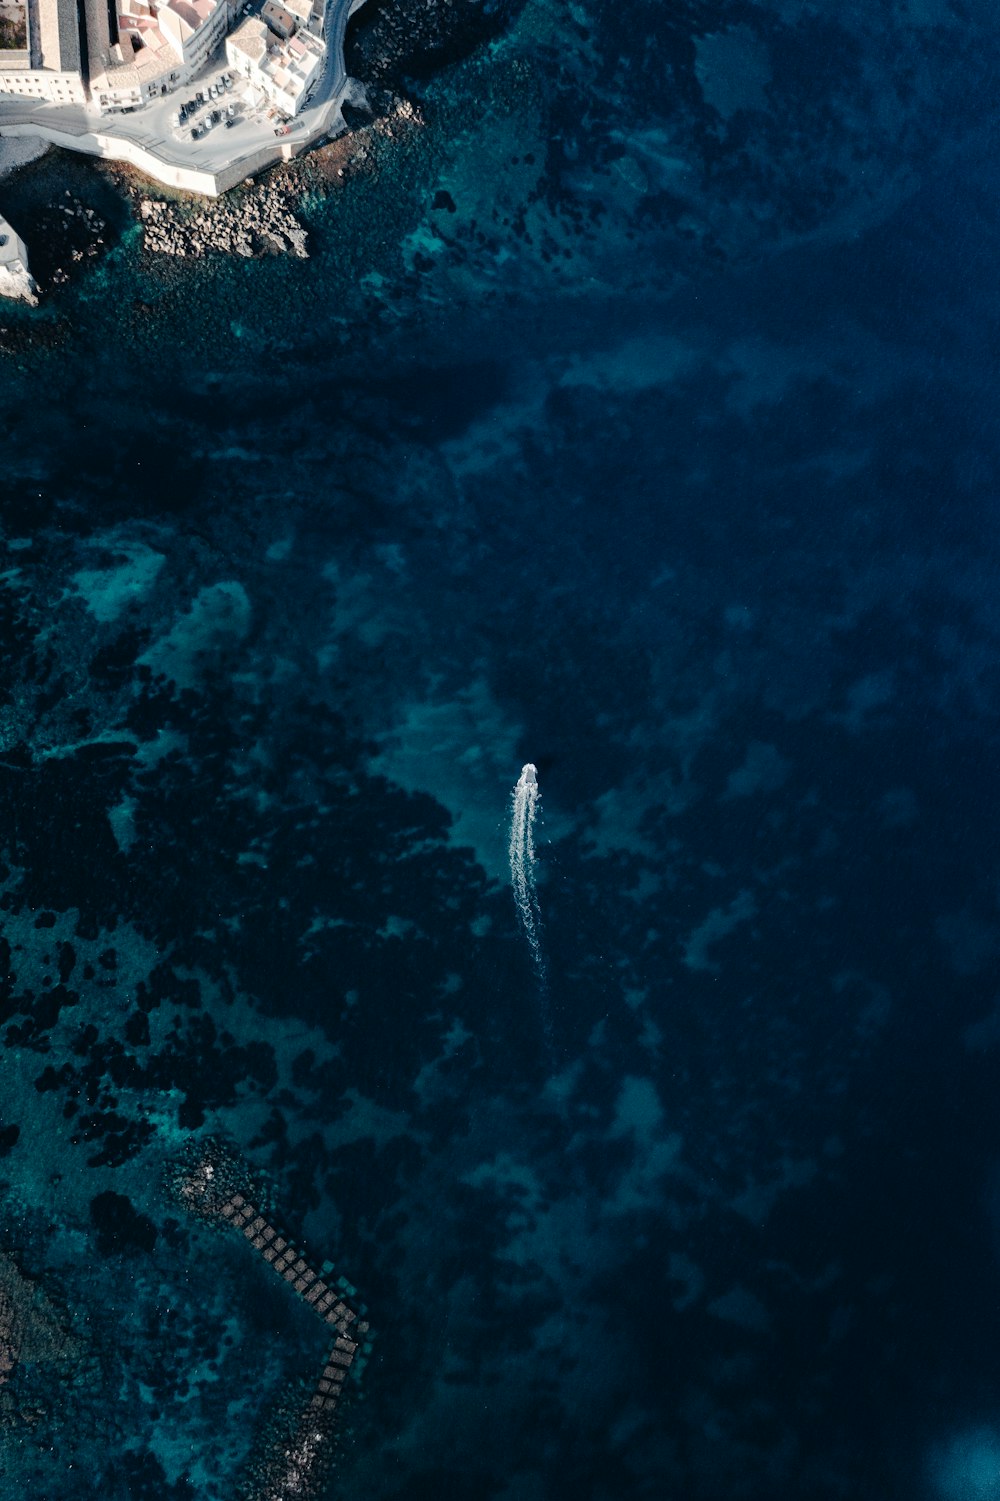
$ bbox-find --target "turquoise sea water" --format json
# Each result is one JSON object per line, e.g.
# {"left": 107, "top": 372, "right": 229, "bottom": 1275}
{"left": 3, "top": 1, "right": 1000, "bottom": 1497}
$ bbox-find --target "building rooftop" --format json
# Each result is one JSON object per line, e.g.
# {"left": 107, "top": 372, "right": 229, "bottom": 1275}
{"left": 259, "top": 25, "right": 320, "bottom": 96}
{"left": 227, "top": 14, "right": 268, "bottom": 62}
{"left": 261, "top": 0, "right": 295, "bottom": 36}
{"left": 93, "top": 25, "right": 177, "bottom": 85}
{"left": 166, "top": 0, "right": 215, "bottom": 36}
{"left": 38, "top": 0, "right": 83, "bottom": 73}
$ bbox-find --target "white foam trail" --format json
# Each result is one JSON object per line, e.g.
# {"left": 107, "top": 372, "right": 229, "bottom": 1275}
{"left": 510, "top": 762, "right": 546, "bottom": 986}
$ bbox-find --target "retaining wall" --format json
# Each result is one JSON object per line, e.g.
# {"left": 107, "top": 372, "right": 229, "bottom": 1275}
{"left": 0, "top": 116, "right": 318, "bottom": 194}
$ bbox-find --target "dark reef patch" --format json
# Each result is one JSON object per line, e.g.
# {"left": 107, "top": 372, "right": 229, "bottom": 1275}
{"left": 89, "top": 1191, "right": 158, "bottom": 1257}
{"left": 346, "top": 0, "right": 526, "bottom": 89}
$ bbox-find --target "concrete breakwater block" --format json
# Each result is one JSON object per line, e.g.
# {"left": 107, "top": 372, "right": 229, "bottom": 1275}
{"left": 168, "top": 1140, "right": 372, "bottom": 1499}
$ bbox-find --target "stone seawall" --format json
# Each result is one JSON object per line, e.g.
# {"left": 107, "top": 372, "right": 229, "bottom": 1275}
{"left": 0, "top": 118, "right": 309, "bottom": 197}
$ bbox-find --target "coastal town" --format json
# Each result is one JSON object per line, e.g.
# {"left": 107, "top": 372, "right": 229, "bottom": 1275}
{"left": 0, "top": 0, "right": 367, "bottom": 298}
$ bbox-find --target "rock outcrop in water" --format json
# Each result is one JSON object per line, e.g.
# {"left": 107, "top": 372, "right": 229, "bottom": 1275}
{"left": 0, "top": 1246, "right": 80, "bottom": 1409}
{"left": 46, "top": 193, "right": 108, "bottom": 287}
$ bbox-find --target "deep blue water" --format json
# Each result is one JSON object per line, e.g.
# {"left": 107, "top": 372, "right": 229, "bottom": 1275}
{"left": 2, "top": 1, "right": 1000, "bottom": 1497}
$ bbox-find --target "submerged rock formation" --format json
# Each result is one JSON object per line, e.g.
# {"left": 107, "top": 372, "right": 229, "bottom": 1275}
{"left": 45, "top": 193, "right": 109, "bottom": 288}
{"left": 0, "top": 1246, "right": 80, "bottom": 1407}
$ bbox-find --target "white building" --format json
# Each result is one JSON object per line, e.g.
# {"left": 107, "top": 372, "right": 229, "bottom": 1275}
{"left": 90, "top": 0, "right": 228, "bottom": 111}
{"left": 261, "top": 29, "right": 322, "bottom": 115}
{"left": 159, "top": 0, "right": 229, "bottom": 74}
{"left": 0, "top": 0, "right": 87, "bottom": 103}
{"left": 0, "top": 50, "right": 87, "bottom": 103}
{"left": 0, "top": 0, "right": 236, "bottom": 112}
{"left": 0, "top": 210, "right": 37, "bottom": 302}
{"left": 283, "top": 0, "right": 323, "bottom": 37}
{"left": 225, "top": 15, "right": 268, "bottom": 88}
{"left": 226, "top": 10, "right": 322, "bottom": 116}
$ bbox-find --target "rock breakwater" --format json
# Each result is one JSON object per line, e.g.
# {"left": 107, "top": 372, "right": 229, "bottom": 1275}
{"left": 140, "top": 181, "right": 309, "bottom": 260}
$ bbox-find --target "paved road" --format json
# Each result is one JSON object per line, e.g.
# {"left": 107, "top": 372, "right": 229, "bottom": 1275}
{"left": 0, "top": 0, "right": 359, "bottom": 187}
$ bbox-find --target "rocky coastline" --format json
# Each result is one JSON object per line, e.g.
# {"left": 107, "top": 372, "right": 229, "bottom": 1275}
{"left": 0, "top": 91, "right": 422, "bottom": 314}
{"left": 0, "top": 0, "right": 479, "bottom": 302}
{"left": 123, "top": 94, "right": 421, "bottom": 266}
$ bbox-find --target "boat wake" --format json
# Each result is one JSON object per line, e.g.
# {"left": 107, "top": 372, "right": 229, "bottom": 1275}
{"left": 509, "top": 763, "right": 546, "bottom": 992}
